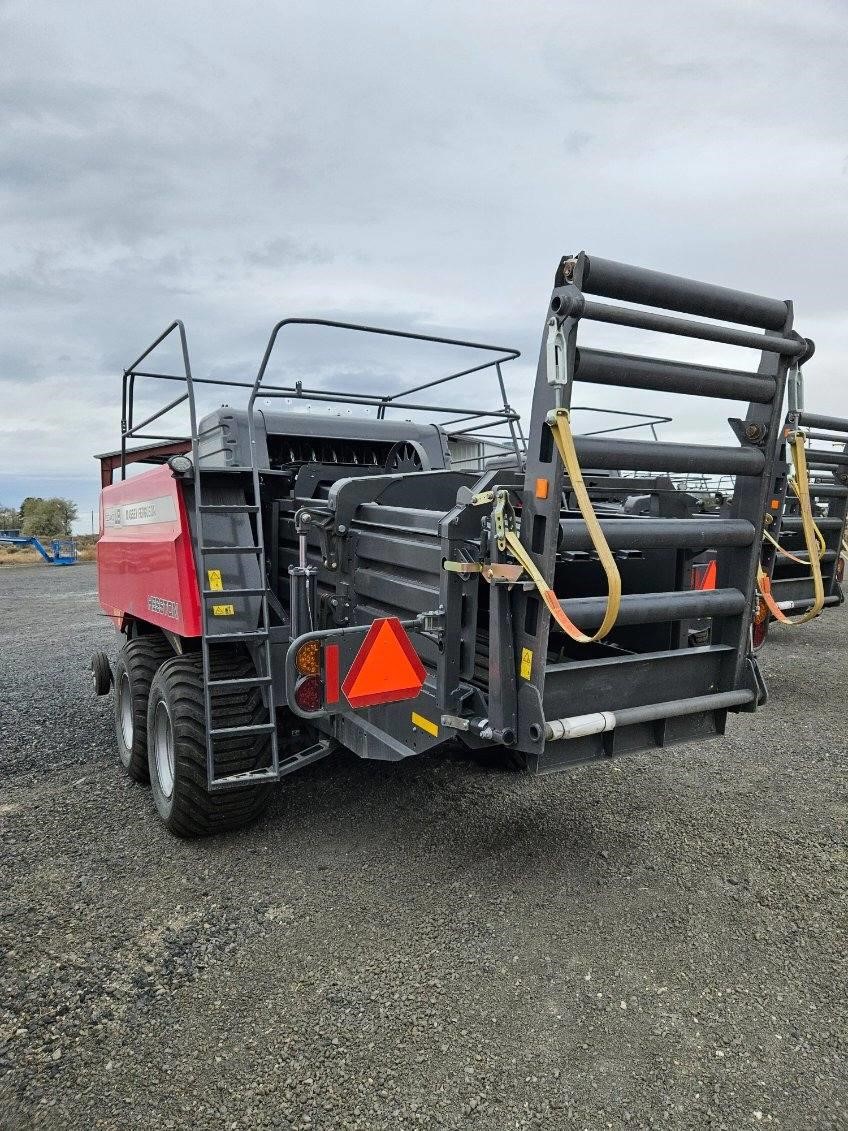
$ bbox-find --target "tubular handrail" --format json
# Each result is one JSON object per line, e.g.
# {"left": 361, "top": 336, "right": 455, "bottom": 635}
{"left": 570, "top": 405, "right": 673, "bottom": 441}
{"left": 244, "top": 317, "right": 523, "bottom": 471}
{"left": 121, "top": 320, "right": 196, "bottom": 482}
{"left": 120, "top": 318, "right": 523, "bottom": 480}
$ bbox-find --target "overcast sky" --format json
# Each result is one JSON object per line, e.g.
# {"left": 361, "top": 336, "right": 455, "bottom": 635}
{"left": 2, "top": 0, "right": 847, "bottom": 531}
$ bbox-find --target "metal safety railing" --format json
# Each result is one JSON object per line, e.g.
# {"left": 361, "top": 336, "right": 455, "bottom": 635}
{"left": 570, "top": 405, "right": 672, "bottom": 441}
{"left": 243, "top": 318, "right": 523, "bottom": 470}
{"left": 119, "top": 320, "right": 523, "bottom": 476}
{"left": 446, "top": 406, "right": 674, "bottom": 473}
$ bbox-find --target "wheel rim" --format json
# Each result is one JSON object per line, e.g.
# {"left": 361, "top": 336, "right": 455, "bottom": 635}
{"left": 153, "top": 700, "right": 175, "bottom": 799}
{"left": 119, "top": 673, "right": 134, "bottom": 748}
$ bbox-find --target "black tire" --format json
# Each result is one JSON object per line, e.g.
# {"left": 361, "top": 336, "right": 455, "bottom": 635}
{"left": 91, "top": 651, "right": 113, "bottom": 696}
{"left": 146, "top": 654, "right": 273, "bottom": 838}
{"left": 113, "top": 637, "right": 173, "bottom": 782}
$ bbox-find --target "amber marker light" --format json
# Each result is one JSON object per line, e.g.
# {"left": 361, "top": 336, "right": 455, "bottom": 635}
{"left": 295, "top": 639, "right": 321, "bottom": 676}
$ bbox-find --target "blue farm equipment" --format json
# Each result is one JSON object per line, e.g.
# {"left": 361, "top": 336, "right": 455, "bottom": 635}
{"left": 0, "top": 529, "right": 78, "bottom": 565}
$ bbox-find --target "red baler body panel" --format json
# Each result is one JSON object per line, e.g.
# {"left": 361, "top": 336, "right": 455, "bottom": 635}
{"left": 97, "top": 465, "right": 201, "bottom": 636}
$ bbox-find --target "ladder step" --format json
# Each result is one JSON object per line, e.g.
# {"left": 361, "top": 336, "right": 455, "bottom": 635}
{"left": 198, "top": 504, "right": 259, "bottom": 513}
{"left": 202, "top": 587, "right": 267, "bottom": 597}
{"left": 198, "top": 467, "right": 291, "bottom": 478}
{"left": 209, "top": 768, "right": 280, "bottom": 789}
{"left": 199, "top": 465, "right": 254, "bottom": 473}
{"left": 277, "top": 738, "right": 336, "bottom": 778}
{"left": 198, "top": 466, "right": 291, "bottom": 477}
{"left": 205, "top": 629, "right": 269, "bottom": 642}
{"left": 207, "top": 675, "right": 273, "bottom": 688}
{"left": 200, "top": 544, "right": 263, "bottom": 554}
{"left": 209, "top": 723, "right": 276, "bottom": 737}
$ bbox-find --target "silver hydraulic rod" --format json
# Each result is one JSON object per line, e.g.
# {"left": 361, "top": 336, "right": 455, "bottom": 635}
{"left": 290, "top": 509, "right": 317, "bottom": 637}
{"left": 543, "top": 690, "right": 754, "bottom": 742}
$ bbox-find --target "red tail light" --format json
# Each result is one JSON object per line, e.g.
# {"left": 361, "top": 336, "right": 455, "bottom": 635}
{"left": 294, "top": 675, "right": 323, "bottom": 713}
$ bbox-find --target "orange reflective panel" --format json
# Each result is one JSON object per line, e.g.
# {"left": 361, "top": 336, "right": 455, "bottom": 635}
{"left": 342, "top": 617, "right": 426, "bottom": 709}
{"left": 694, "top": 560, "right": 717, "bottom": 590}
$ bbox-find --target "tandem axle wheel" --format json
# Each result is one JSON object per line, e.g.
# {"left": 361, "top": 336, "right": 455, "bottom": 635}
{"left": 90, "top": 652, "right": 113, "bottom": 697}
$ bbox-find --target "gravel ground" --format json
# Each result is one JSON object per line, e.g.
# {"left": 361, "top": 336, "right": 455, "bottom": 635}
{"left": 0, "top": 562, "right": 845, "bottom": 1131}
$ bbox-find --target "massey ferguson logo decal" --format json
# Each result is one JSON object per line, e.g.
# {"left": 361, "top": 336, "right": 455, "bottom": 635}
{"left": 105, "top": 495, "right": 178, "bottom": 528}
{"left": 147, "top": 596, "right": 179, "bottom": 619}
{"left": 126, "top": 502, "right": 158, "bottom": 522}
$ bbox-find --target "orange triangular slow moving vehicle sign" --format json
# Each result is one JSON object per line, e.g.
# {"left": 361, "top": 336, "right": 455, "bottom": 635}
{"left": 698, "top": 560, "right": 717, "bottom": 591}
{"left": 342, "top": 617, "right": 426, "bottom": 709}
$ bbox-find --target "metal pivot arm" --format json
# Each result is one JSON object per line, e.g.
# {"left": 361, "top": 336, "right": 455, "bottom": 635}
{"left": 545, "top": 317, "right": 567, "bottom": 388}
{"left": 486, "top": 507, "right": 518, "bottom": 744}
{"left": 289, "top": 508, "right": 318, "bottom": 638}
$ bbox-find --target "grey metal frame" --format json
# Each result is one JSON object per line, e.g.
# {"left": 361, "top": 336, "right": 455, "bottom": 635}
{"left": 512, "top": 252, "right": 810, "bottom": 763}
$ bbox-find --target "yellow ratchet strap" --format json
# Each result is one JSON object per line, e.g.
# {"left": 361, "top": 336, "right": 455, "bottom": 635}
{"left": 757, "top": 431, "right": 824, "bottom": 625}
{"left": 788, "top": 475, "right": 827, "bottom": 558}
{"left": 762, "top": 526, "right": 817, "bottom": 566}
{"left": 505, "top": 408, "right": 622, "bottom": 644}
{"left": 760, "top": 469, "right": 826, "bottom": 566}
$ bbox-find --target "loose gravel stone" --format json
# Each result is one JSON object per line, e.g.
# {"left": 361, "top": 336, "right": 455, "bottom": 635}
{"left": 0, "top": 563, "right": 845, "bottom": 1130}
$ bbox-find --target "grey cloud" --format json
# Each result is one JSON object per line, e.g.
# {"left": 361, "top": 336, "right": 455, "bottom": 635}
{"left": 0, "top": 350, "right": 40, "bottom": 380}
{"left": 244, "top": 237, "right": 335, "bottom": 269}
{"left": 1, "top": 0, "right": 847, "bottom": 517}
{"left": 564, "top": 131, "right": 594, "bottom": 155}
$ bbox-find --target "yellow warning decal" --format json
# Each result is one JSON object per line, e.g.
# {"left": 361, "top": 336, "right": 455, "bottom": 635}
{"left": 411, "top": 711, "right": 439, "bottom": 737}
{"left": 211, "top": 604, "right": 235, "bottom": 617}
{"left": 207, "top": 569, "right": 223, "bottom": 591}
{"left": 520, "top": 647, "right": 533, "bottom": 681}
